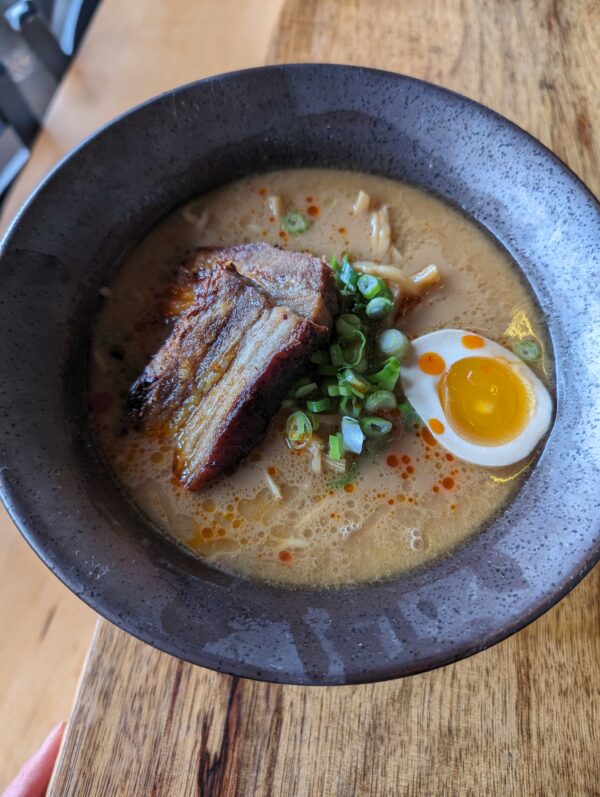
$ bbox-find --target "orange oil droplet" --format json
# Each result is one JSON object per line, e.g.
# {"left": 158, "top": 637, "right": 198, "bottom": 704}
{"left": 401, "top": 455, "right": 411, "bottom": 464}
{"left": 307, "top": 205, "right": 320, "bottom": 217}
{"left": 267, "top": 465, "right": 278, "bottom": 476}
{"left": 279, "top": 550, "right": 292, "bottom": 562}
{"left": 338, "top": 226, "right": 347, "bottom": 234}
{"left": 432, "top": 485, "right": 439, "bottom": 493}
{"left": 429, "top": 418, "right": 445, "bottom": 435}
{"left": 450, "top": 503, "right": 457, "bottom": 511}
{"left": 421, "top": 427, "right": 437, "bottom": 447}
{"left": 388, "top": 498, "right": 395, "bottom": 505}
{"left": 258, "top": 188, "right": 267, "bottom": 196}
{"left": 445, "top": 453, "right": 454, "bottom": 461}
{"left": 462, "top": 334, "right": 485, "bottom": 349}
{"left": 407, "top": 465, "right": 414, "bottom": 474}
{"left": 344, "top": 483, "right": 355, "bottom": 493}
{"left": 442, "top": 477, "right": 455, "bottom": 490}
{"left": 418, "top": 352, "right": 445, "bottom": 375}
{"left": 386, "top": 454, "right": 400, "bottom": 467}
{"left": 401, "top": 472, "right": 408, "bottom": 480}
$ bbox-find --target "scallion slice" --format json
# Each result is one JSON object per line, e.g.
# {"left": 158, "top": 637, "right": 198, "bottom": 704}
{"left": 340, "top": 395, "right": 362, "bottom": 418}
{"left": 328, "top": 433, "right": 343, "bottom": 460}
{"left": 364, "top": 389, "right": 397, "bottom": 414}
{"left": 513, "top": 339, "right": 541, "bottom": 362}
{"left": 286, "top": 411, "right": 312, "bottom": 450}
{"left": 307, "top": 398, "right": 332, "bottom": 413}
{"left": 377, "top": 328, "right": 411, "bottom": 361}
{"left": 330, "top": 254, "right": 341, "bottom": 274}
{"left": 341, "top": 329, "right": 367, "bottom": 367}
{"left": 368, "top": 357, "right": 401, "bottom": 391}
{"left": 336, "top": 314, "right": 362, "bottom": 339}
{"left": 339, "top": 256, "right": 359, "bottom": 291}
{"left": 282, "top": 212, "right": 310, "bottom": 234}
{"left": 340, "top": 368, "right": 372, "bottom": 397}
{"left": 365, "top": 296, "right": 393, "bottom": 319}
{"left": 329, "top": 343, "right": 346, "bottom": 368}
{"left": 341, "top": 416, "right": 365, "bottom": 454}
{"left": 360, "top": 417, "right": 393, "bottom": 438}
{"left": 398, "top": 400, "right": 423, "bottom": 430}
{"left": 357, "top": 273, "right": 386, "bottom": 300}
{"left": 295, "top": 382, "right": 318, "bottom": 399}
{"left": 310, "top": 350, "right": 329, "bottom": 365}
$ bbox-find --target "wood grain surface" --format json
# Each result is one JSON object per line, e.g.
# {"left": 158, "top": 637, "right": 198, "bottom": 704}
{"left": 2, "top": 0, "right": 599, "bottom": 794}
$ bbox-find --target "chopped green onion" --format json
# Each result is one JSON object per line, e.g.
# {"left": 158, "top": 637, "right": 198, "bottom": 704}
{"left": 330, "top": 254, "right": 340, "bottom": 274}
{"left": 310, "top": 349, "right": 329, "bottom": 365}
{"left": 357, "top": 274, "right": 386, "bottom": 300}
{"left": 360, "top": 417, "right": 393, "bottom": 438}
{"left": 290, "top": 376, "right": 312, "bottom": 391}
{"left": 317, "top": 364, "right": 338, "bottom": 376}
{"left": 365, "top": 296, "right": 393, "bottom": 319}
{"left": 369, "top": 357, "right": 401, "bottom": 391}
{"left": 340, "top": 395, "right": 362, "bottom": 418}
{"left": 286, "top": 411, "right": 312, "bottom": 450}
{"left": 377, "top": 328, "right": 411, "bottom": 361}
{"left": 398, "top": 400, "right": 423, "bottom": 430}
{"left": 326, "top": 383, "right": 341, "bottom": 397}
{"left": 295, "top": 382, "right": 318, "bottom": 399}
{"left": 339, "top": 256, "right": 359, "bottom": 291}
{"left": 513, "top": 339, "right": 541, "bottom": 362}
{"left": 307, "top": 398, "right": 332, "bottom": 413}
{"left": 340, "top": 369, "right": 372, "bottom": 397}
{"left": 365, "top": 389, "right": 397, "bottom": 414}
{"left": 282, "top": 212, "right": 310, "bottom": 234}
{"left": 329, "top": 343, "right": 346, "bottom": 368}
{"left": 336, "top": 314, "right": 362, "bottom": 338}
{"left": 340, "top": 329, "right": 367, "bottom": 367}
{"left": 341, "top": 416, "right": 365, "bottom": 454}
{"left": 337, "top": 383, "right": 353, "bottom": 397}
{"left": 328, "top": 433, "right": 343, "bottom": 460}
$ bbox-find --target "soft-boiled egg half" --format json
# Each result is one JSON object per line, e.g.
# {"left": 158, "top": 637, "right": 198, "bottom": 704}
{"left": 400, "top": 330, "right": 552, "bottom": 466}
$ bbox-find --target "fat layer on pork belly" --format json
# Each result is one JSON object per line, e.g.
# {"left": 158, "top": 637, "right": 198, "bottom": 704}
{"left": 129, "top": 260, "right": 334, "bottom": 489}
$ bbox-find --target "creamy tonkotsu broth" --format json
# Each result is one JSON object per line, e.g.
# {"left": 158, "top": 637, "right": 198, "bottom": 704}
{"left": 90, "top": 169, "right": 550, "bottom": 587}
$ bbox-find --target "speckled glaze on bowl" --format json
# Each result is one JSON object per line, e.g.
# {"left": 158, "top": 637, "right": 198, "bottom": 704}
{"left": 1, "top": 65, "right": 599, "bottom": 685}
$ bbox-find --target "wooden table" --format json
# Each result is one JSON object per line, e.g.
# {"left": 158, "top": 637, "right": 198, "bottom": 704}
{"left": 1, "top": 1, "right": 599, "bottom": 794}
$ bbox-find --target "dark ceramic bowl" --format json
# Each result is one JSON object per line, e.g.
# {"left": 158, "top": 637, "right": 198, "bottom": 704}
{"left": 1, "top": 65, "right": 599, "bottom": 685}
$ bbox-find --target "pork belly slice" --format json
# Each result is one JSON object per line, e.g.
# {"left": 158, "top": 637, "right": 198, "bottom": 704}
{"left": 129, "top": 264, "right": 327, "bottom": 490}
{"left": 187, "top": 243, "right": 339, "bottom": 328}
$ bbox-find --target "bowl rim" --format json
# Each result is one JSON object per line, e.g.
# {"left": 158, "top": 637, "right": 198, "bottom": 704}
{"left": 1, "top": 62, "right": 599, "bottom": 685}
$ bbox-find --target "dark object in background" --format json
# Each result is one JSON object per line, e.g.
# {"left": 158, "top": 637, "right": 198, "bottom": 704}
{"left": 0, "top": 65, "right": 598, "bottom": 685}
{"left": 0, "top": 0, "right": 101, "bottom": 201}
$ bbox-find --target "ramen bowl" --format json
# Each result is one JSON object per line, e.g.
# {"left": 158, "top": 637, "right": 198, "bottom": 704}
{"left": 1, "top": 64, "right": 599, "bottom": 684}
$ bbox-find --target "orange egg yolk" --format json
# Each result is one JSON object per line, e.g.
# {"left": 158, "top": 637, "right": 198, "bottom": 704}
{"left": 438, "top": 356, "right": 531, "bottom": 446}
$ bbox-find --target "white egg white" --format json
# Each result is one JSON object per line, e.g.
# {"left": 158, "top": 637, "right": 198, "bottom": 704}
{"left": 400, "top": 329, "right": 552, "bottom": 467}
